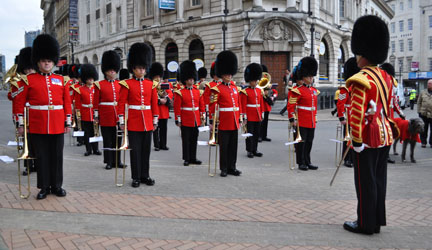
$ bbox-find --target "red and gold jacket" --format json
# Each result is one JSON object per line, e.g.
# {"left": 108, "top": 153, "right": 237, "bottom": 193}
{"left": 203, "top": 80, "right": 220, "bottom": 108}
{"left": 158, "top": 88, "right": 173, "bottom": 120}
{"left": 93, "top": 79, "right": 120, "bottom": 127}
{"left": 209, "top": 81, "right": 242, "bottom": 131}
{"left": 287, "top": 84, "right": 319, "bottom": 128}
{"left": 9, "top": 78, "right": 26, "bottom": 122}
{"left": 118, "top": 77, "right": 159, "bottom": 132}
{"left": 14, "top": 72, "right": 72, "bottom": 134}
{"left": 337, "top": 86, "right": 352, "bottom": 121}
{"left": 346, "top": 66, "right": 394, "bottom": 148}
{"left": 173, "top": 86, "right": 205, "bottom": 127}
{"left": 240, "top": 86, "right": 263, "bottom": 122}
{"left": 76, "top": 85, "right": 95, "bottom": 122}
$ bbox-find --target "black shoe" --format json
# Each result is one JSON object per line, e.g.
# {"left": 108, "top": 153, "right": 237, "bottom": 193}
{"left": 258, "top": 138, "right": 262, "bottom": 143}
{"left": 160, "top": 146, "right": 169, "bottom": 150}
{"left": 344, "top": 161, "right": 353, "bottom": 168}
{"left": 84, "top": 151, "right": 91, "bottom": 156}
{"left": 154, "top": 147, "right": 160, "bottom": 151}
{"left": 262, "top": 138, "right": 271, "bottom": 142}
{"left": 22, "top": 169, "right": 29, "bottom": 176}
{"left": 77, "top": 142, "right": 83, "bottom": 146}
{"left": 227, "top": 169, "right": 242, "bottom": 176}
{"left": 93, "top": 150, "right": 102, "bottom": 155}
{"left": 141, "top": 177, "right": 155, "bottom": 186}
{"left": 298, "top": 165, "right": 308, "bottom": 171}
{"left": 53, "top": 187, "right": 67, "bottom": 197}
{"left": 279, "top": 111, "right": 285, "bottom": 116}
{"left": 307, "top": 164, "right": 318, "bottom": 170}
{"left": 331, "top": 110, "right": 336, "bottom": 116}
{"left": 421, "top": 144, "right": 426, "bottom": 148}
{"left": 105, "top": 164, "right": 112, "bottom": 170}
{"left": 131, "top": 180, "right": 140, "bottom": 188}
{"left": 387, "top": 158, "right": 395, "bottom": 164}
{"left": 247, "top": 152, "right": 254, "bottom": 158}
{"left": 343, "top": 221, "right": 373, "bottom": 235}
{"left": 36, "top": 189, "right": 48, "bottom": 200}
{"left": 117, "top": 163, "right": 127, "bottom": 169}
{"left": 183, "top": 161, "right": 190, "bottom": 166}
{"left": 374, "top": 225, "right": 381, "bottom": 234}
{"left": 190, "top": 159, "right": 202, "bottom": 165}
{"left": 253, "top": 151, "right": 263, "bottom": 157}
{"left": 220, "top": 171, "right": 228, "bottom": 177}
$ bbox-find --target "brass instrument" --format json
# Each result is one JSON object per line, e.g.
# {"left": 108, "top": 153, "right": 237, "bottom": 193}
{"left": 115, "top": 104, "right": 129, "bottom": 187}
{"left": 258, "top": 72, "right": 272, "bottom": 90}
{"left": 4, "top": 64, "right": 19, "bottom": 85}
{"left": 76, "top": 110, "right": 82, "bottom": 131}
{"left": 208, "top": 104, "right": 219, "bottom": 177}
{"left": 94, "top": 120, "right": 100, "bottom": 137}
{"left": 17, "top": 107, "right": 34, "bottom": 199}
{"left": 287, "top": 110, "right": 302, "bottom": 170}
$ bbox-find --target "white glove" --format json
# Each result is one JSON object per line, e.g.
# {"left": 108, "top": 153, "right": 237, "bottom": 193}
{"left": 353, "top": 144, "right": 365, "bottom": 153}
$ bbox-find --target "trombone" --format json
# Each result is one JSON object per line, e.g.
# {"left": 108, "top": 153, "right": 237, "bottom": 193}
{"left": 208, "top": 104, "right": 219, "bottom": 177}
{"left": 17, "top": 107, "right": 34, "bottom": 199}
{"left": 115, "top": 104, "right": 129, "bottom": 187}
{"left": 287, "top": 109, "right": 302, "bottom": 170}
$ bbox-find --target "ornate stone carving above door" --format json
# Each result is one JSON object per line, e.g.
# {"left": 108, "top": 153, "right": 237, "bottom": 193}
{"left": 261, "top": 20, "right": 291, "bottom": 40}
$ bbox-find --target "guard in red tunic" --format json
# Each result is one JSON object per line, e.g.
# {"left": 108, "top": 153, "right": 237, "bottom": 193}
{"left": 149, "top": 62, "right": 172, "bottom": 151}
{"left": 94, "top": 50, "right": 123, "bottom": 169}
{"left": 343, "top": 15, "right": 394, "bottom": 235}
{"left": 118, "top": 43, "right": 159, "bottom": 188}
{"left": 203, "top": 62, "right": 220, "bottom": 114}
{"left": 76, "top": 64, "right": 101, "bottom": 156}
{"left": 69, "top": 64, "right": 84, "bottom": 146}
{"left": 287, "top": 56, "right": 320, "bottom": 171}
{"left": 173, "top": 61, "right": 205, "bottom": 166}
{"left": 209, "top": 51, "right": 242, "bottom": 177}
{"left": 240, "top": 63, "right": 264, "bottom": 158}
{"left": 259, "top": 65, "right": 276, "bottom": 142}
{"left": 14, "top": 34, "right": 72, "bottom": 200}
{"left": 197, "top": 67, "right": 208, "bottom": 90}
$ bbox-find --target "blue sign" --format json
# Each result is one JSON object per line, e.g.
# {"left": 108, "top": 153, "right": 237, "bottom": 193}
{"left": 159, "top": 0, "right": 175, "bottom": 10}
{"left": 408, "top": 72, "right": 432, "bottom": 79}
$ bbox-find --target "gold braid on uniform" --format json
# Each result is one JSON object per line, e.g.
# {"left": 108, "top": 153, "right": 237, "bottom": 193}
{"left": 94, "top": 81, "right": 100, "bottom": 89}
{"left": 119, "top": 80, "right": 129, "bottom": 89}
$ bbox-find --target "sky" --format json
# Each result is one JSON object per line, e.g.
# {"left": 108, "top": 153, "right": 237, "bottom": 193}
{"left": 0, "top": 0, "right": 44, "bottom": 70}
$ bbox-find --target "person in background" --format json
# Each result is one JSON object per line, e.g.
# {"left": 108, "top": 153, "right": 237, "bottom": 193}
{"left": 417, "top": 79, "right": 432, "bottom": 148}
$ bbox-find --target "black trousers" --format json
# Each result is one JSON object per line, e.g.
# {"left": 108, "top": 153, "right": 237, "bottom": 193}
{"left": 342, "top": 124, "right": 353, "bottom": 163}
{"left": 352, "top": 146, "right": 389, "bottom": 232}
{"left": 101, "top": 126, "right": 121, "bottom": 167}
{"left": 82, "top": 121, "right": 99, "bottom": 153}
{"left": 128, "top": 131, "right": 152, "bottom": 180}
{"left": 218, "top": 130, "right": 238, "bottom": 172}
{"left": 420, "top": 115, "right": 432, "bottom": 146}
{"left": 410, "top": 100, "right": 415, "bottom": 109}
{"left": 180, "top": 126, "right": 199, "bottom": 161}
{"left": 29, "top": 133, "right": 63, "bottom": 190}
{"left": 153, "top": 119, "right": 168, "bottom": 148}
{"left": 246, "top": 121, "right": 260, "bottom": 153}
{"left": 332, "top": 100, "right": 338, "bottom": 112}
{"left": 296, "top": 127, "right": 315, "bottom": 166}
{"left": 260, "top": 111, "right": 270, "bottom": 139}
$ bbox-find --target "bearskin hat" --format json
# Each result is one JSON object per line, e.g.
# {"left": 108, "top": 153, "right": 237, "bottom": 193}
{"left": 68, "top": 64, "right": 80, "bottom": 78}
{"left": 148, "top": 62, "right": 164, "bottom": 80}
{"left": 14, "top": 55, "right": 19, "bottom": 65}
{"left": 179, "top": 60, "right": 197, "bottom": 84}
{"left": 79, "top": 64, "right": 98, "bottom": 83}
{"left": 119, "top": 68, "right": 130, "bottom": 80}
{"left": 215, "top": 51, "right": 237, "bottom": 77}
{"left": 102, "top": 50, "right": 121, "bottom": 73}
{"left": 380, "top": 63, "right": 395, "bottom": 77}
{"left": 261, "top": 64, "right": 268, "bottom": 73}
{"left": 61, "top": 64, "right": 69, "bottom": 76}
{"left": 198, "top": 67, "right": 207, "bottom": 79}
{"left": 244, "top": 63, "right": 263, "bottom": 82}
{"left": 17, "top": 47, "right": 34, "bottom": 74}
{"left": 31, "top": 34, "right": 59, "bottom": 65}
{"left": 351, "top": 15, "right": 389, "bottom": 64}
{"left": 163, "top": 70, "right": 170, "bottom": 80}
{"left": 343, "top": 57, "right": 360, "bottom": 81}
{"left": 296, "top": 56, "right": 318, "bottom": 79}
{"left": 210, "top": 62, "right": 216, "bottom": 78}
{"left": 127, "top": 43, "right": 152, "bottom": 73}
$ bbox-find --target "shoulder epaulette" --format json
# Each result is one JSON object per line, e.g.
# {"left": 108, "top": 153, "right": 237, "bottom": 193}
{"left": 199, "top": 89, "right": 204, "bottom": 96}
{"left": 211, "top": 86, "right": 220, "bottom": 93}
{"left": 119, "top": 80, "right": 129, "bottom": 89}
{"left": 71, "top": 85, "right": 81, "bottom": 94}
{"left": 315, "top": 88, "right": 321, "bottom": 95}
{"left": 239, "top": 88, "right": 247, "bottom": 95}
{"left": 94, "top": 81, "right": 100, "bottom": 89}
{"left": 346, "top": 72, "right": 371, "bottom": 89}
{"left": 20, "top": 75, "right": 29, "bottom": 85}
{"left": 391, "top": 76, "right": 398, "bottom": 87}
{"left": 152, "top": 80, "right": 158, "bottom": 89}
{"left": 205, "top": 82, "right": 211, "bottom": 88}
{"left": 63, "top": 76, "right": 70, "bottom": 86}
{"left": 291, "top": 88, "right": 301, "bottom": 95}
{"left": 174, "top": 89, "right": 182, "bottom": 97}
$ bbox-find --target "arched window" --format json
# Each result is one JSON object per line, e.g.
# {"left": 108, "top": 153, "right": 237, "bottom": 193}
{"left": 92, "top": 54, "right": 99, "bottom": 73}
{"left": 75, "top": 58, "right": 80, "bottom": 64}
{"left": 338, "top": 46, "right": 345, "bottom": 82}
{"left": 189, "top": 39, "right": 204, "bottom": 61}
{"left": 165, "top": 42, "right": 178, "bottom": 78}
{"left": 83, "top": 56, "right": 89, "bottom": 64}
{"left": 319, "top": 40, "right": 330, "bottom": 80}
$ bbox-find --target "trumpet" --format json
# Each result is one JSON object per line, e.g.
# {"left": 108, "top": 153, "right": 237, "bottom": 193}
{"left": 115, "top": 104, "right": 129, "bottom": 187}
{"left": 17, "top": 107, "right": 34, "bottom": 199}
{"left": 208, "top": 104, "right": 219, "bottom": 177}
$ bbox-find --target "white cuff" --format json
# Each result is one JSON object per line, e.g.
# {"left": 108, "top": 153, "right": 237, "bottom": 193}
{"left": 18, "top": 114, "right": 24, "bottom": 126}
{"left": 153, "top": 116, "right": 158, "bottom": 124}
{"left": 353, "top": 144, "right": 365, "bottom": 153}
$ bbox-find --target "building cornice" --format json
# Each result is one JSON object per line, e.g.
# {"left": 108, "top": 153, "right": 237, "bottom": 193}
{"left": 373, "top": 0, "right": 395, "bottom": 19}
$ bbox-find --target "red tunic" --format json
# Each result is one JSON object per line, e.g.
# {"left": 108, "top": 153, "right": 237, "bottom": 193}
{"left": 173, "top": 86, "right": 205, "bottom": 127}
{"left": 337, "top": 86, "right": 351, "bottom": 120}
{"left": 118, "top": 78, "right": 159, "bottom": 132}
{"left": 209, "top": 81, "right": 242, "bottom": 131}
{"left": 287, "top": 85, "right": 319, "bottom": 128}
{"left": 203, "top": 80, "right": 220, "bottom": 108}
{"left": 240, "top": 87, "right": 263, "bottom": 122}
{"left": 394, "top": 118, "right": 421, "bottom": 143}
{"left": 93, "top": 80, "right": 120, "bottom": 127}
{"left": 158, "top": 89, "right": 173, "bottom": 120}
{"left": 14, "top": 72, "right": 72, "bottom": 134}
{"left": 76, "top": 85, "right": 95, "bottom": 122}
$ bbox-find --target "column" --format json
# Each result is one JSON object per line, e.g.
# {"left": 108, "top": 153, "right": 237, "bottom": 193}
{"left": 286, "top": 0, "right": 296, "bottom": 11}
{"left": 153, "top": 0, "right": 160, "bottom": 26}
{"left": 252, "top": 0, "right": 264, "bottom": 11}
{"left": 176, "top": 0, "right": 184, "bottom": 22}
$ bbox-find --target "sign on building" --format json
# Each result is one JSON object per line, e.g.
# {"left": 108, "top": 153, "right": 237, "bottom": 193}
{"left": 411, "top": 61, "right": 419, "bottom": 72}
{"left": 159, "top": 0, "right": 175, "bottom": 10}
{"left": 69, "top": 0, "right": 79, "bottom": 41}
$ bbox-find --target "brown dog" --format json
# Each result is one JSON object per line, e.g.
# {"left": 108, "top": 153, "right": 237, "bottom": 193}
{"left": 393, "top": 118, "right": 424, "bottom": 163}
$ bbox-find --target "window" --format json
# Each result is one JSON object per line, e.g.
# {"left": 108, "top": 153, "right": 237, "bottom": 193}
{"left": 189, "top": 39, "right": 204, "bottom": 61}
{"left": 399, "top": 40, "right": 404, "bottom": 52}
{"left": 96, "top": 0, "right": 100, "bottom": 7}
{"left": 406, "top": 58, "right": 412, "bottom": 72}
{"left": 430, "top": 36, "right": 432, "bottom": 50}
{"left": 399, "top": 20, "right": 404, "bottom": 32}
{"left": 391, "top": 4, "right": 395, "bottom": 12}
{"left": 116, "top": 7, "right": 122, "bottom": 32}
{"left": 86, "top": 24, "right": 90, "bottom": 43}
{"left": 86, "top": 14, "right": 90, "bottom": 24}
{"left": 399, "top": 1, "right": 403, "bottom": 11}
{"left": 106, "top": 3, "right": 111, "bottom": 14}
{"left": 408, "top": 18, "right": 413, "bottom": 31}
{"left": 191, "top": 0, "right": 201, "bottom": 6}
{"left": 429, "top": 58, "right": 432, "bottom": 71}
{"left": 391, "top": 41, "right": 396, "bottom": 53}
{"left": 145, "top": 0, "right": 153, "bottom": 16}
{"left": 319, "top": 40, "right": 330, "bottom": 80}
{"left": 398, "top": 58, "right": 404, "bottom": 72}
{"left": 429, "top": 16, "right": 432, "bottom": 28}
{"left": 106, "top": 14, "right": 112, "bottom": 34}
{"left": 340, "top": 0, "right": 345, "bottom": 17}
{"left": 408, "top": 0, "right": 412, "bottom": 8}
{"left": 391, "top": 22, "right": 395, "bottom": 33}
{"left": 96, "top": 9, "right": 100, "bottom": 19}
{"left": 408, "top": 38, "right": 413, "bottom": 51}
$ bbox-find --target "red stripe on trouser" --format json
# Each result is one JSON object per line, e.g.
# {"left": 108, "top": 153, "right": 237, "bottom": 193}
{"left": 357, "top": 152, "right": 363, "bottom": 227}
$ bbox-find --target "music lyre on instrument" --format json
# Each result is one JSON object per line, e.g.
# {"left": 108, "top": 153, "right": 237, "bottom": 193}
{"left": 208, "top": 104, "right": 219, "bottom": 177}
{"left": 115, "top": 104, "right": 130, "bottom": 187}
{"left": 17, "top": 107, "right": 35, "bottom": 199}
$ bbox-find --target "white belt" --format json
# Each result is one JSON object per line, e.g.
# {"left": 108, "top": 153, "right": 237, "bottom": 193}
{"left": 99, "top": 102, "right": 118, "bottom": 106}
{"left": 129, "top": 105, "right": 151, "bottom": 110}
{"left": 30, "top": 105, "right": 63, "bottom": 110}
{"left": 246, "top": 104, "right": 260, "bottom": 107}
{"left": 81, "top": 104, "right": 93, "bottom": 108}
{"left": 181, "top": 107, "right": 199, "bottom": 111}
{"left": 297, "top": 106, "right": 315, "bottom": 111}
{"left": 219, "top": 107, "right": 239, "bottom": 112}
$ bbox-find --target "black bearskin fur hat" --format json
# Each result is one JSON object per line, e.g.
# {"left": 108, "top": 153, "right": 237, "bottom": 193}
{"left": 148, "top": 62, "right": 164, "bottom": 80}
{"left": 61, "top": 64, "right": 69, "bottom": 76}
{"left": 17, "top": 47, "right": 34, "bottom": 74}
{"left": 351, "top": 15, "right": 389, "bottom": 64}
{"left": 127, "top": 43, "right": 152, "bottom": 73}
{"left": 102, "top": 50, "right": 121, "bottom": 73}
{"left": 215, "top": 51, "right": 237, "bottom": 77}
{"left": 244, "top": 63, "right": 263, "bottom": 82}
{"left": 343, "top": 57, "right": 360, "bottom": 81}
{"left": 69, "top": 64, "right": 80, "bottom": 78}
{"left": 210, "top": 62, "right": 216, "bottom": 78}
{"left": 290, "top": 65, "right": 299, "bottom": 83}
{"left": 31, "top": 34, "right": 59, "bottom": 65}
{"left": 380, "top": 63, "right": 395, "bottom": 77}
{"left": 119, "top": 68, "right": 130, "bottom": 80}
{"left": 261, "top": 64, "right": 268, "bottom": 73}
{"left": 296, "top": 56, "right": 318, "bottom": 79}
{"left": 79, "top": 64, "right": 98, "bottom": 83}
{"left": 179, "top": 60, "right": 197, "bottom": 84}
{"left": 198, "top": 67, "right": 207, "bottom": 79}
